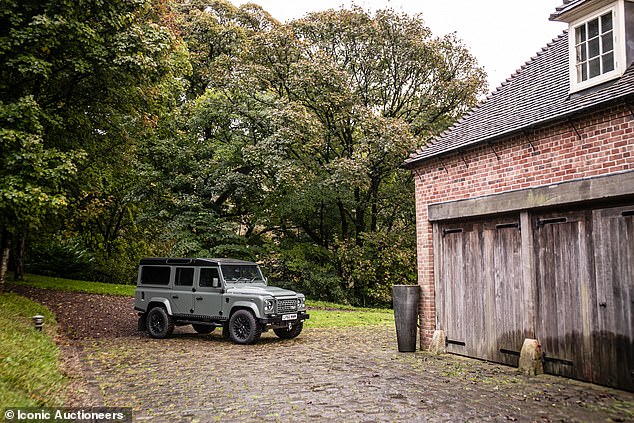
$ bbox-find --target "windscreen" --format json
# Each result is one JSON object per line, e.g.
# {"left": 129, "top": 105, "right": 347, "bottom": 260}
{"left": 220, "top": 264, "right": 264, "bottom": 283}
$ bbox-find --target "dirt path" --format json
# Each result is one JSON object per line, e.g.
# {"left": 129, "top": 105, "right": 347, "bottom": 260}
{"left": 11, "top": 285, "right": 138, "bottom": 339}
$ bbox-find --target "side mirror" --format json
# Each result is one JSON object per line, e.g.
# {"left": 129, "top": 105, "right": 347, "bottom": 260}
{"left": 192, "top": 287, "right": 196, "bottom": 292}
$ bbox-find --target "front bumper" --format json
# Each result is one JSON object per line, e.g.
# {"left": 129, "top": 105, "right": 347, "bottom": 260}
{"left": 259, "top": 311, "right": 310, "bottom": 325}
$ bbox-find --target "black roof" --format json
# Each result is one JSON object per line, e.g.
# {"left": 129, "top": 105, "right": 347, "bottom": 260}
{"left": 404, "top": 31, "right": 634, "bottom": 168}
{"left": 139, "top": 258, "right": 256, "bottom": 266}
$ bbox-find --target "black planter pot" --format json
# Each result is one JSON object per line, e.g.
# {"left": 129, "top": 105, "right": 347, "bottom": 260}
{"left": 392, "top": 285, "right": 420, "bottom": 352}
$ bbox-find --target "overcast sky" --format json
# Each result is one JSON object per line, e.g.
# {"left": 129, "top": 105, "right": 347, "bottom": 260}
{"left": 231, "top": 0, "right": 568, "bottom": 92}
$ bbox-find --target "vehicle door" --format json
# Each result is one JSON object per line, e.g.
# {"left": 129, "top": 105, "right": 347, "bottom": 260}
{"left": 194, "top": 267, "right": 224, "bottom": 318}
{"left": 170, "top": 266, "right": 195, "bottom": 315}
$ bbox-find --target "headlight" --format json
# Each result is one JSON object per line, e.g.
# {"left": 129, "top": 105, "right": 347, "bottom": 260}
{"left": 264, "top": 299, "right": 275, "bottom": 313}
{"left": 297, "top": 297, "right": 305, "bottom": 310}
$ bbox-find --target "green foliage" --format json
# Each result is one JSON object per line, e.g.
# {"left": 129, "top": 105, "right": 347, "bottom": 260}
{"left": 0, "top": 97, "right": 83, "bottom": 231}
{"left": 2, "top": 1, "right": 486, "bottom": 304}
{"left": 0, "top": 293, "right": 66, "bottom": 408}
{"left": 338, "top": 231, "right": 417, "bottom": 307}
{"left": 257, "top": 243, "right": 346, "bottom": 304}
{"left": 0, "top": 0, "right": 189, "bottom": 283}
{"left": 26, "top": 238, "right": 96, "bottom": 280}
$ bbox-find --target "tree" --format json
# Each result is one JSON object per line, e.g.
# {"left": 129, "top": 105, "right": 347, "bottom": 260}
{"left": 137, "top": 1, "right": 281, "bottom": 260}
{"left": 253, "top": 7, "right": 486, "bottom": 245}
{"left": 0, "top": 97, "right": 82, "bottom": 291}
{"left": 166, "top": 6, "right": 486, "bottom": 304}
{"left": 0, "top": 0, "right": 187, "bottom": 284}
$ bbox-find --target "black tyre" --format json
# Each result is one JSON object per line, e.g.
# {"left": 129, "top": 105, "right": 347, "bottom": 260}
{"left": 192, "top": 324, "right": 215, "bottom": 334}
{"left": 146, "top": 307, "right": 175, "bottom": 339}
{"left": 273, "top": 322, "right": 303, "bottom": 339}
{"left": 229, "top": 309, "right": 262, "bottom": 344}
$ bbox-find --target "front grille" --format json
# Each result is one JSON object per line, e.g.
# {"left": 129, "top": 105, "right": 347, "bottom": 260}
{"left": 277, "top": 299, "right": 297, "bottom": 314}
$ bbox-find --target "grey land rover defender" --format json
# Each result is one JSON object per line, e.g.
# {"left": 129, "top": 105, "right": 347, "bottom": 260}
{"left": 134, "top": 258, "right": 309, "bottom": 344}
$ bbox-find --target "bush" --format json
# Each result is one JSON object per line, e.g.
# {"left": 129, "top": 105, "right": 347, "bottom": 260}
{"left": 26, "top": 239, "right": 96, "bottom": 281}
{"left": 261, "top": 243, "right": 349, "bottom": 304}
{"left": 337, "top": 230, "right": 417, "bottom": 307}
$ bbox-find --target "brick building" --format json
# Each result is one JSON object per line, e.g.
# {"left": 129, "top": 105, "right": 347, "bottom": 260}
{"left": 404, "top": 0, "right": 634, "bottom": 390}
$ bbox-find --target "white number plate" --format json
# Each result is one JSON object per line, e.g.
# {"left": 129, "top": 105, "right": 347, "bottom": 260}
{"left": 282, "top": 313, "right": 297, "bottom": 321}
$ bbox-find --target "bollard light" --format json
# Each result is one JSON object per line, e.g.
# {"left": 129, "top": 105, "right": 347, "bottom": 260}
{"left": 33, "top": 314, "right": 44, "bottom": 331}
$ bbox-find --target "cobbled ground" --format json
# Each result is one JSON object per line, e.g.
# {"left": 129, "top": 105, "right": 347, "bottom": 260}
{"left": 79, "top": 325, "right": 634, "bottom": 422}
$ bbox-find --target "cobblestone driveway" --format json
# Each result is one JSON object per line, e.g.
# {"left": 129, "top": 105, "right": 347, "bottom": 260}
{"left": 80, "top": 326, "right": 633, "bottom": 422}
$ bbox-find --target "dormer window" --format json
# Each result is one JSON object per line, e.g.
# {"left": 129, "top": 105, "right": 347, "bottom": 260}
{"left": 574, "top": 10, "right": 614, "bottom": 82}
{"left": 564, "top": 1, "right": 628, "bottom": 93}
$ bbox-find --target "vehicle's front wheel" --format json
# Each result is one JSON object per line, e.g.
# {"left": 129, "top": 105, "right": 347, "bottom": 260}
{"left": 274, "top": 322, "right": 303, "bottom": 339}
{"left": 229, "top": 309, "right": 261, "bottom": 344}
{"left": 146, "top": 307, "right": 174, "bottom": 339}
{"left": 192, "top": 324, "right": 215, "bottom": 334}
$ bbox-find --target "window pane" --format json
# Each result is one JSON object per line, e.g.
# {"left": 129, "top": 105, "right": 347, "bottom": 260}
{"left": 141, "top": 266, "right": 170, "bottom": 285}
{"left": 200, "top": 268, "right": 220, "bottom": 288}
{"left": 588, "top": 37, "right": 600, "bottom": 58}
{"left": 602, "top": 52, "right": 615, "bottom": 72}
{"left": 601, "top": 12, "right": 613, "bottom": 32}
{"left": 588, "top": 18, "right": 599, "bottom": 38}
{"left": 577, "top": 64, "right": 585, "bottom": 82}
{"left": 575, "top": 24, "right": 587, "bottom": 44}
{"left": 589, "top": 58, "right": 601, "bottom": 78}
{"left": 175, "top": 267, "right": 194, "bottom": 286}
{"left": 577, "top": 44, "right": 587, "bottom": 62}
{"left": 601, "top": 32, "right": 613, "bottom": 53}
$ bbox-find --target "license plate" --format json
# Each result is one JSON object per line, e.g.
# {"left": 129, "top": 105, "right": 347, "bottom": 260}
{"left": 282, "top": 313, "right": 297, "bottom": 321}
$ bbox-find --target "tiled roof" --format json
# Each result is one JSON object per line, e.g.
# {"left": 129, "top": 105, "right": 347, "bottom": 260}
{"left": 404, "top": 31, "right": 634, "bottom": 168}
{"left": 550, "top": 0, "right": 588, "bottom": 21}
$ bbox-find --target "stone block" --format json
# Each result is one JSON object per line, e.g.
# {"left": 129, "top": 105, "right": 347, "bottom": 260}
{"left": 518, "top": 338, "right": 544, "bottom": 376}
{"left": 429, "top": 329, "right": 446, "bottom": 354}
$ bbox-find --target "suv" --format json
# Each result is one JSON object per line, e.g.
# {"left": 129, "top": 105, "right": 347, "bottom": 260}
{"left": 134, "top": 258, "right": 309, "bottom": 344}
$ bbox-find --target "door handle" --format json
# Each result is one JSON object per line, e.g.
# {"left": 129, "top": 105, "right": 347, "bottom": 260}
{"left": 196, "top": 297, "right": 203, "bottom": 301}
{"left": 172, "top": 295, "right": 179, "bottom": 299}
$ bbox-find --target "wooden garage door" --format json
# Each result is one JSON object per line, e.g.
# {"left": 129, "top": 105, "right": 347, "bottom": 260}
{"left": 533, "top": 206, "right": 633, "bottom": 389}
{"left": 533, "top": 210, "right": 595, "bottom": 381}
{"left": 436, "top": 204, "right": 633, "bottom": 389}
{"left": 436, "top": 217, "right": 526, "bottom": 365}
{"left": 592, "top": 206, "right": 634, "bottom": 390}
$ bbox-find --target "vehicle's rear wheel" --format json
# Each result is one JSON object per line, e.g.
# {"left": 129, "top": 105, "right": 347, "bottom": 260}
{"left": 146, "top": 307, "right": 174, "bottom": 339}
{"left": 192, "top": 324, "right": 215, "bottom": 334}
{"left": 229, "top": 309, "right": 261, "bottom": 344}
{"left": 273, "top": 322, "right": 303, "bottom": 339}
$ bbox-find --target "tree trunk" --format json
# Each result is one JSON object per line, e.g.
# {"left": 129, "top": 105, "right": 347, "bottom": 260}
{"left": 337, "top": 201, "right": 348, "bottom": 241}
{"left": 14, "top": 230, "right": 26, "bottom": 281}
{"left": 0, "top": 229, "right": 10, "bottom": 293}
{"left": 354, "top": 188, "right": 365, "bottom": 245}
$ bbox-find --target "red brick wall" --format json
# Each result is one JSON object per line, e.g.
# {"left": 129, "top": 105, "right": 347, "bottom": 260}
{"left": 412, "top": 104, "right": 634, "bottom": 348}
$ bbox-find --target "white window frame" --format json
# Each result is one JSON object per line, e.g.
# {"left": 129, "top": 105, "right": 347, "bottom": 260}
{"left": 568, "top": 1, "right": 627, "bottom": 93}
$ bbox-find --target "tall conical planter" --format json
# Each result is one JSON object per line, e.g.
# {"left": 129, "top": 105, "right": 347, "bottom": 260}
{"left": 392, "top": 285, "right": 420, "bottom": 352}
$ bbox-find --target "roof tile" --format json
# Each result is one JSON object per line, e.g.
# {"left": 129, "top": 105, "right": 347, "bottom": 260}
{"left": 404, "top": 31, "right": 634, "bottom": 168}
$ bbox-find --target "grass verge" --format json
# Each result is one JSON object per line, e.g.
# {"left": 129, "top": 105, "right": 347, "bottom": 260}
{"left": 305, "top": 300, "right": 393, "bottom": 328}
{"left": 0, "top": 292, "right": 66, "bottom": 409}
{"left": 12, "top": 274, "right": 135, "bottom": 296}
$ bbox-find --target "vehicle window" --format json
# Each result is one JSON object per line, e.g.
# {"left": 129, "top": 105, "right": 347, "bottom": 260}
{"left": 175, "top": 267, "right": 194, "bottom": 286}
{"left": 200, "top": 268, "right": 221, "bottom": 288}
{"left": 221, "top": 265, "right": 263, "bottom": 282}
{"left": 140, "top": 266, "right": 170, "bottom": 285}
